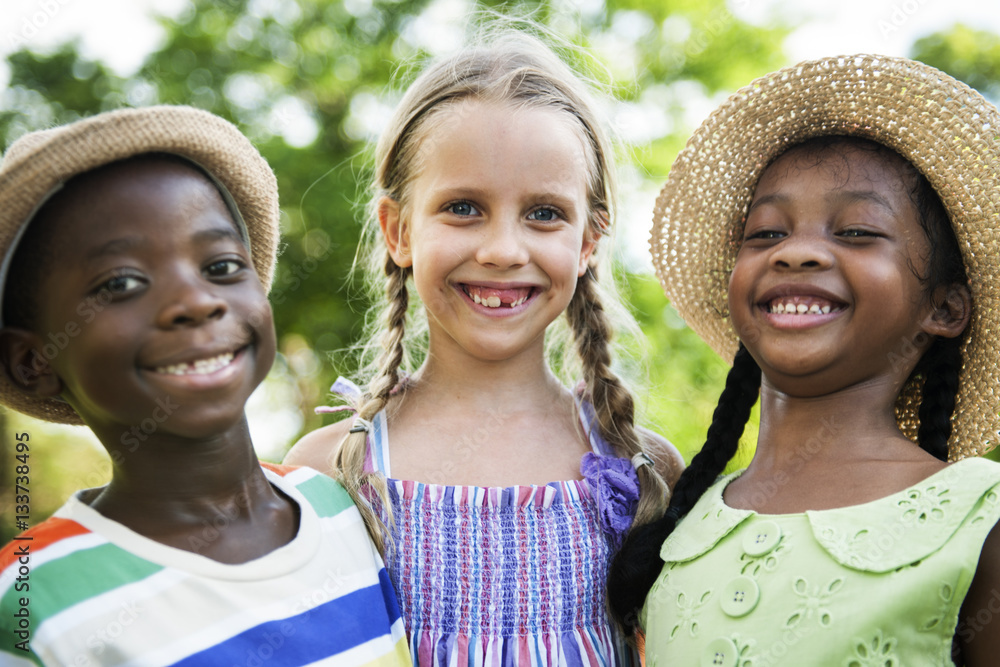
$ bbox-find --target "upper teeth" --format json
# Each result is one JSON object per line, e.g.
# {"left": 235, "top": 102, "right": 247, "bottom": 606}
{"left": 770, "top": 302, "right": 832, "bottom": 315}
{"left": 156, "top": 352, "right": 234, "bottom": 375}
{"left": 471, "top": 293, "right": 527, "bottom": 308}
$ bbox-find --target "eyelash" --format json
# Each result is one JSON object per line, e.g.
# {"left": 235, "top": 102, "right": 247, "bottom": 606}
{"left": 444, "top": 202, "right": 565, "bottom": 223}
{"left": 205, "top": 259, "right": 246, "bottom": 278}
{"left": 447, "top": 201, "right": 479, "bottom": 217}
{"left": 93, "top": 272, "right": 145, "bottom": 298}
{"left": 744, "top": 229, "right": 784, "bottom": 241}
{"left": 838, "top": 228, "right": 879, "bottom": 238}
{"left": 527, "top": 207, "right": 563, "bottom": 223}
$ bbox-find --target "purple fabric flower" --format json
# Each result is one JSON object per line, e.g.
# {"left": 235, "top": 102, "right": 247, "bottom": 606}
{"left": 581, "top": 452, "right": 640, "bottom": 548}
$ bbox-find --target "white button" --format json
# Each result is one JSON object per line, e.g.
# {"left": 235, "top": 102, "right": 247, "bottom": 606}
{"left": 701, "top": 637, "right": 738, "bottom": 667}
{"left": 720, "top": 575, "right": 760, "bottom": 617}
{"left": 743, "top": 520, "right": 782, "bottom": 556}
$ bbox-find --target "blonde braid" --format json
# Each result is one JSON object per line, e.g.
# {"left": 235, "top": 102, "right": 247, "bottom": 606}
{"left": 334, "top": 252, "right": 410, "bottom": 555}
{"left": 567, "top": 269, "right": 670, "bottom": 528}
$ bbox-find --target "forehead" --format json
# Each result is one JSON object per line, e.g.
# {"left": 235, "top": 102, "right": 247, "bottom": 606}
{"left": 756, "top": 141, "right": 914, "bottom": 196}
{"left": 34, "top": 157, "right": 239, "bottom": 256}
{"left": 414, "top": 100, "right": 591, "bottom": 190}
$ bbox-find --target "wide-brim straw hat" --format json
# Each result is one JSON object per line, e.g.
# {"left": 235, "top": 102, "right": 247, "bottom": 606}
{"left": 0, "top": 105, "right": 280, "bottom": 425}
{"left": 651, "top": 54, "right": 1000, "bottom": 460}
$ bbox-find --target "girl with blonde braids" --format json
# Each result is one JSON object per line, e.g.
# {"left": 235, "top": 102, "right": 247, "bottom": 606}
{"left": 285, "top": 29, "right": 682, "bottom": 666}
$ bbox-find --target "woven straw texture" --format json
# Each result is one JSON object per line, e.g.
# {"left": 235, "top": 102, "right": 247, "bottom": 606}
{"left": 0, "top": 105, "right": 280, "bottom": 425}
{"left": 650, "top": 54, "right": 1000, "bottom": 460}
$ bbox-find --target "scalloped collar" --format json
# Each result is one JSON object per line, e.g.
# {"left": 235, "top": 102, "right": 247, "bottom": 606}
{"left": 660, "top": 458, "right": 1000, "bottom": 572}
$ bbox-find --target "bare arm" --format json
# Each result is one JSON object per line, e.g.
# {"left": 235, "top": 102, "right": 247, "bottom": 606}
{"left": 955, "top": 521, "right": 1000, "bottom": 666}
{"left": 282, "top": 420, "right": 353, "bottom": 478}
{"left": 638, "top": 426, "right": 685, "bottom": 490}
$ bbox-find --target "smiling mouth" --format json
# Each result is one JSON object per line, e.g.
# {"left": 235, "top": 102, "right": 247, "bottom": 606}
{"left": 154, "top": 350, "right": 237, "bottom": 376}
{"left": 462, "top": 285, "right": 534, "bottom": 309}
{"left": 766, "top": 297, "right": 845, "bottom": 315}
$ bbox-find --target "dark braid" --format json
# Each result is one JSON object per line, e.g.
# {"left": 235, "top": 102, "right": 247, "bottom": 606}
{"left": 916, "top": 336, "right": 963, "bottom": 461}
{"left": 608, "top": 344, "right": 761, "bottom": 631}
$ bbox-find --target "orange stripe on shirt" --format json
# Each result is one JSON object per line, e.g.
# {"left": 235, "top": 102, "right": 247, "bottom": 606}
{"left": 0, "top": 518, "right": 90, "bottom": 570}
{"left": 261, "top": 461, "right": 300, "bottom": 477}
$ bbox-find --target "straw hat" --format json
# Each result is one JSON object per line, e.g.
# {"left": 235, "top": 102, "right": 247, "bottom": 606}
{"left": 0, "top": 105, "right": 280, "bottom": 425}
{"left": 650, "top": 54, "right": 1000, "bottom": 460}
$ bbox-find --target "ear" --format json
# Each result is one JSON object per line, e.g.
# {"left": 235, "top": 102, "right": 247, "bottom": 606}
{"left": 0, "top": 328, "right": 63, "bottom": 397}
{"left": 378, "top": 196, "right": 412, "bottom": 268}
{"left": 578, "top": 216, "right": 603, "bottom": 276}
{"left": 923, "top": 283, "right": 972, "bottom": 339}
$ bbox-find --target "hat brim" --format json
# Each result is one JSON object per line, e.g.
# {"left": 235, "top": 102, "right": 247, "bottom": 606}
{"left": 650, "top": 54, "right": 1000, "bottom": 460}
{"left": 0, "top": 105, "right": 280, "bottom": 425}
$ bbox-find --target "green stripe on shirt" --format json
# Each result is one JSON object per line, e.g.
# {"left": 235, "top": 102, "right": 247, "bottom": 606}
{"left": 2, "top": 542, "right": 162, "bottom": 621}
{"left": 295, "top": 474, "right": 356, "bottom": 518}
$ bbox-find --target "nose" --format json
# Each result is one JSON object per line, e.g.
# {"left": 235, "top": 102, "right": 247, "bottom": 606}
{"left": 475, "top": 216, "right": 529, "bottom": 269}
{"left": 155, "top": 272, "right": 227, "bottom": 328}
{"left": 770, "top": 233, "right": 834, "bottom": 271}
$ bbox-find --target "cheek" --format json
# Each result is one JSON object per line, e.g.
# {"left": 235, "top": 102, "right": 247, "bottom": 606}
{"left": 726, "top": 258, "right": 759, "bottom": 339}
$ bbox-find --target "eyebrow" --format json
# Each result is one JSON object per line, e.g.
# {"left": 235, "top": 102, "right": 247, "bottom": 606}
{"left": 193, "top": 226, "right": 246, "bottom": 246}
{"left": 85, "top": 236, "right": 144, "bottom": 263}
{"left": 437, "top": 187, "right": 581, "bottom": 209}
{"left": 84, "top": 225, "right": 245, "bottom": 263}
{"left": 749, "top": 190, "right": 897, "bottom": 213}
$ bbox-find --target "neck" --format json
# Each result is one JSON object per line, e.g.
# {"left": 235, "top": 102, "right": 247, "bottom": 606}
{"left": 749, "top": 375, "right": 921, "bottom": 474}
{"left": 88, "top": 417, "right": 272, "bottom": 523}
{"left": 412, "top": 343, "right": 570, "bottom": 411}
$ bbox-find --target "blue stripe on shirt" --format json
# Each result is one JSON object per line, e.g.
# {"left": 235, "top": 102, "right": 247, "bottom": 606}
{"left": 173, "top": 571, "right": 401, "bottom": 666}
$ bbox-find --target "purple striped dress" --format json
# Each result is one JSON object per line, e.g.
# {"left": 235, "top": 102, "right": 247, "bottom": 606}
{"left": 363, "top": 403, "right": 640, "bottom": 666}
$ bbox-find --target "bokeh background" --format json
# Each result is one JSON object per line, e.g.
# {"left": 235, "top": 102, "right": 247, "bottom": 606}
{"left": 2, "top": 0, "right": 1000, "bottom": 543}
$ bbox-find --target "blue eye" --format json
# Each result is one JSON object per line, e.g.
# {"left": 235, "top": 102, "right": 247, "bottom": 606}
{"left": 528, "top": 207, "right": 560, "bottom": 222}
{"left": 447, "top": 202, "right": 479, "bottom": 216}
{"left": 206, "top": 259, "right": 245, "bottom": 278}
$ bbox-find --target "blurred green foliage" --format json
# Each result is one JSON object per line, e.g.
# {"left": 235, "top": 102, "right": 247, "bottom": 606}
{"left": 0, "top": 1, "right": 997, "bottom": 544}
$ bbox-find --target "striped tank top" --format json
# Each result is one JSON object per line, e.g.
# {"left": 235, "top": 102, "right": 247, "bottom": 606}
{"left": 365, "top": 403, "right": 639, "bottom": 666}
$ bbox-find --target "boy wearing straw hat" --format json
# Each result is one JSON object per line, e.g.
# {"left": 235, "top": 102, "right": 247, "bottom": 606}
{"left": 0, "top": 106, "right": 409, "bottom": 666}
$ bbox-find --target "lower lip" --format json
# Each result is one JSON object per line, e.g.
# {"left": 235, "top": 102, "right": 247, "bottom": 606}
{"left": 760, "top": 308, "right": 845, "bottom": 329}
{"left": 458, "top": 287, "right": 535, "bottom": 317}
{"left": 145, "top": 348, "right": 247, "bottom": 391}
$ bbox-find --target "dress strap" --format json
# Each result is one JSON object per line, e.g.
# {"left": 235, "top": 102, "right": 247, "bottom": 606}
{"left": 324, "top": 377, "right": 392, "bottom": 477}
{"left": 575, "top": 395, "right": 615, "bottom": 457}
{"left": 369, "top": 410, "right": 392, "bottom": 477}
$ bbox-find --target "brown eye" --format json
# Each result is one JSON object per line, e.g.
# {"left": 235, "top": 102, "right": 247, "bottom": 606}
{"left": 206, "top": 259, "right": 244, "bottom": 277}
{"left": 96, "top": 274, "right": 144, "bottom": 296}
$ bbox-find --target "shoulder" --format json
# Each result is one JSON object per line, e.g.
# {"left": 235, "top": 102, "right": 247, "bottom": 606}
{"left": 958, "top": 514, "right": 1000, "bottom": 664}
{"left": 283, "top": 419, "right": 354, "bottom": 476}
{"left": 638, "top": 426, "right": 685, "bottom": 489}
